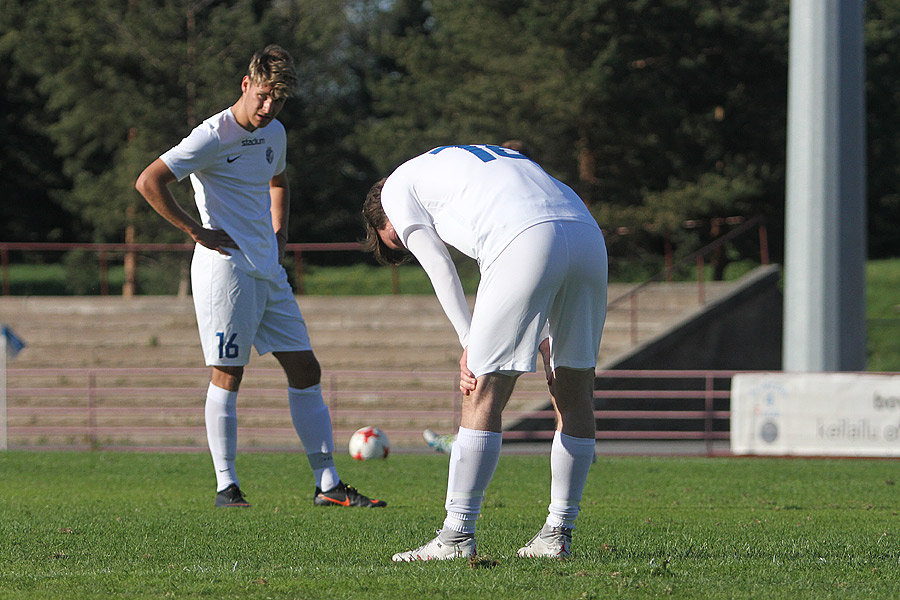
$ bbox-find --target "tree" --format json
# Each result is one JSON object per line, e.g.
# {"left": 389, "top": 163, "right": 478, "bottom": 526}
{"left": 259, "top": 0, "right": 389, "bottom": 249}
{"left": 4, "top": 0, "right": 900, "bottom": 275}
{"left": 0, "top": 1, "right": 80, "bottom": 244}
{"left": 357, "top": 0, "right": 791, "bottom": 274}
{"left": 10, "top": 0, "right": 394, "bottom": 255}
{"left": 12, "top": 0, "right": 272, "bottom": 244}
{"left": 866, "top": 0, "right": 900, "bottom": 258}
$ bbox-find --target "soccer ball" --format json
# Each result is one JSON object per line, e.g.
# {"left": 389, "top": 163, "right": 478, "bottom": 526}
{"left": 348, "top": 426, "right": 390, "bottom": 460}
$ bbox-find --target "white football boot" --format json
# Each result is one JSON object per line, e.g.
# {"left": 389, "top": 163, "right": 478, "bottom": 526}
{"left": 517, "top": 524, "right": 572, "bottom": 558}
{"left": 392, "top": 532, "right": 477, "bottom": 562}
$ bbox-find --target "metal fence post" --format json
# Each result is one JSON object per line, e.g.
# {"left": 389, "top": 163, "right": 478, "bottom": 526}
{"left": 759, "top": 222, "right": 770, "bottom": 265}
{"left": 98, "top": 250, "right": 109, "bottom": 296}
{"left": 1, "top": 247, "right": 9, "bottom": 296}
{"left": 629, "top": 294, "right": 639, "bottom": 344}
{"left": 704, "top": 374, "right": 714, "bottom": 456}
{"left": 696, "top": 256, "right": 706, "bottom": 304}
{"left": 391, "top": 266, "right": 401, "bottom": 294}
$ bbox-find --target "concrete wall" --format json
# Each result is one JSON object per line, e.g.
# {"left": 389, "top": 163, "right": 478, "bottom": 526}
{"left": 609, "top": 265, "right": 783, "bottom": 372}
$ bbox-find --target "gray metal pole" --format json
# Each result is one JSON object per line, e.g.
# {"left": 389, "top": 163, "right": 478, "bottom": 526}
{"left": 783, "top": 0, "right": 867, "bottom": 372}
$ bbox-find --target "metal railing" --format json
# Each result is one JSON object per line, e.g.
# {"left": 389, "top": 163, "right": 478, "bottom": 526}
{"left": 1, "top": 216, "right": 768, "bottom": 298}
{"left": 3, "top": 367, "right": 736, "bottom": 455}
{"left": 607, "top": 215, "right": 769, "bottom": 344}
{"left": 0, "top": 241, "right": 365, "bottom": 296}
{"left": 1, "top": 216, "right": 770, "bottom": 365}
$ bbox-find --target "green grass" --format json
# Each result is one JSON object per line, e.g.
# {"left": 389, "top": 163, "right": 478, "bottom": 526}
{"left": 866, "top": 259, "right": 900, "bottom": 372}
{"left": 1, "top": 261, "right": 480, "bottom": 296}
{"left": 299, "top": 263, "right": 481, "bottom": 295}
{"left": 1, "top": 255, "right": 754, "bottom": 297}
{"left": 2, "top": 263, "right": 71, "bottom": 295}
{"left": 1, "top": 451, "right": 899, "bottom": 599}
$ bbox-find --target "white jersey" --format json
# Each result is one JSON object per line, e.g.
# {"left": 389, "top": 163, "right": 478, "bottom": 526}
{"left": 381, "top": 144, "right": 598, "bottom": 269}
{"left": 161, "top": 107, "right": 287, "bottom": 280}
{"left": 380, "top": 145, "right": 603, "bottom": 350}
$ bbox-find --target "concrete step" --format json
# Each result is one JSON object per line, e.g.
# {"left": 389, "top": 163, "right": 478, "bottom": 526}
{"left": 0, "top": 281, "right": 735, "bottom": 373}
{"left": 0, "top": 279, "right": 743, "bottom": 450}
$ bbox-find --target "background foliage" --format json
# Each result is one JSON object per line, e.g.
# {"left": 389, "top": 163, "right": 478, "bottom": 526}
{"left": 1, "top": 0, "right": 897, "bottom": 266}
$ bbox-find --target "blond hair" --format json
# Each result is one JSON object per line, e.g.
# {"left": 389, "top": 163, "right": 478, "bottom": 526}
{"left": 247, "top": 45, "right": 298, "bottom": 101}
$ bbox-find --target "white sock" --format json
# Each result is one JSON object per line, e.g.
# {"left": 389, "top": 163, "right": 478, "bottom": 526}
{"left": 205, "top": 383, "right": 239, "bottom": 492}
{"left": 546, "top": 431, "right": 596, "bottom": 529}
{"left": 288, "top": 384, "right": 339, "bottom": 491}
{"left": 442, "top": 427, "right": 502, "bottom": 536}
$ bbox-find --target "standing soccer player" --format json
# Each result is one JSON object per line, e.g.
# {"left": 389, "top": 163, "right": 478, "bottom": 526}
{"left": 135, "top": 45, "right": 385, "bottom": 509}
{"left": 362, "top": 144, "right": 607, "bottom": 560}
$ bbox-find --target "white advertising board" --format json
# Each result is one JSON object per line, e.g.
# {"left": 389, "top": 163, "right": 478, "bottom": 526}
{"left": 731, "top": 372, "right": 900, "bottom": 456}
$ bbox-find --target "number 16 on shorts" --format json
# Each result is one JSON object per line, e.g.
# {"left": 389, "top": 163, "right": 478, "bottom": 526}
{"left": 216, "top": 332, "right": 239, "bottom": 359}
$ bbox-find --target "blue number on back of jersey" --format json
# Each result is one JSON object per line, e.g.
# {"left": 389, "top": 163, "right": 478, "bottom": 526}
{"left": 429, "top": 144, "right": 530, "bottom": 163}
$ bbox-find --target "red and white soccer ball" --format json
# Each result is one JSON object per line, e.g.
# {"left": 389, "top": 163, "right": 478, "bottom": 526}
{"left": 348, "top": 426, "right": 390, "bottom": 460}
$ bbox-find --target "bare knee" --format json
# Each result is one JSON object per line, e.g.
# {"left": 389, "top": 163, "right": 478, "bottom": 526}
{"left": 550, "top": 366, "right": 594, "bottom": 393}
{"left": 460, "top": 372, "right": 518, "bottom": 432}
{"left": 274, "top": 351, "right": 321, "bottom": 389}
{"left": 550, "top": 367, "right": 596, "bottom": 438}
{"left": 211, "top": 366, "right": 244, "bottom": 391}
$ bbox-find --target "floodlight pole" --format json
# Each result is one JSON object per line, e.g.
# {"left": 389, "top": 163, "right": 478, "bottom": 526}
{"left": 783, "top": 0, "right": 867, "bottom": 371}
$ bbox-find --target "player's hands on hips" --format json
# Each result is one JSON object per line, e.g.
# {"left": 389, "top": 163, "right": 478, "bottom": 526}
{"left": 459, "top": 348, "right": 477, "bottom": 396}
{"left": 539, "top": 337, "right": 553, "bottom": 387}
{"left": 193, "top": 227, "right": 238, "bottom": 255}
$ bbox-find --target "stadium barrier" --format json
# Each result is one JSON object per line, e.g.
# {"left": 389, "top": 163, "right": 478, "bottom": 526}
{"left": 2, "top": 367, "right": 734, "bottom": 455}
{"left": 0, "top": 241, "right": 365, "bottom": 296}
{"left": 606, "top": 215, "right": 769, "bottom": 344}
{"left": 732, "top": 372, "right": 900, "bottom": 456}
{"left": 2, "top": 215, "right": 768, "bottom": 294}
{"left": 1, "top": 216, "right": 769, "bottom": 352}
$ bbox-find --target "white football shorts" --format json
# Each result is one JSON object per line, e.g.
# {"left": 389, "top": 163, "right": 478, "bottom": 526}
{"left": 466, "top": 220, "right": 608, "bottom": 377}
{"left": 191, "top": 250, "right": 311, "bottom": 367}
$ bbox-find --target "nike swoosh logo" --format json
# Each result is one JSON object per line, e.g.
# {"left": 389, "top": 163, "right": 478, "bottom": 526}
{"left": 317, "top": 493, "right": 351, "bottom": 507}
{"left": 226, "top": 155, "right": 241, "bottom": 163}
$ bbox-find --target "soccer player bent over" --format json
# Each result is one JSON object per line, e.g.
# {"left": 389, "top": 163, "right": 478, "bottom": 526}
{"left": 135, "top": 45, "right": 384, "bottom": 509}
{"left": 362, "top": 144, "right": 607, "bottom": 560}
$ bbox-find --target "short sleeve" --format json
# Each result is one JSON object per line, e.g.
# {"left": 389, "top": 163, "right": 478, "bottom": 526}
{"left": 272, "top": 125, "right": 287, "bottom": 175}
{"left": 159, "top": 122, "right": 220, "bottom": 182}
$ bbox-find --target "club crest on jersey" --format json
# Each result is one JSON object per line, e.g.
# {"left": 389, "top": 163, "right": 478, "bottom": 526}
{"left": 266, "top": 147, "right": 274, "bottom": 164}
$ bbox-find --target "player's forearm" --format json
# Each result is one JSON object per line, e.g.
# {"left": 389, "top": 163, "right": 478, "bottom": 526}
{"left": 139, "top": 185, "right": 204, "bottom": 238}
{"left": 135, "top": 161, "right": 204, "bottom": 239}
{"left": 432, "top": 270, "right": 472, "bottom": 348}
{"left": 406, "top": 228, "right": 472, "bottom": 346}
{"left": 269, "top": 180, "right": 290, "bottom": 262}
{"left": 270, "top": 175, "right": 290, "bottom": 239}
{"left": 271, "top": 195, "right": 289, "bottom": 239}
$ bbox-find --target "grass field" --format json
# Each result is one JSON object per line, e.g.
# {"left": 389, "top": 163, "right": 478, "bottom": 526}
{"left": 2, "top": 451, "right": 898, "bottom": 599}
{"left": 866, "top": 259, "right": 900, "bottom": 372}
